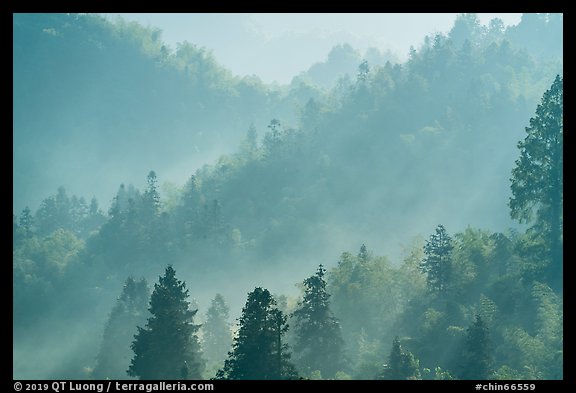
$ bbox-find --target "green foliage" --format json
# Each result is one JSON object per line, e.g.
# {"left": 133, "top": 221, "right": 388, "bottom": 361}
{"left": 458, "top": 315, "right": 492, "bottom": 379}
{"left": 292, "top": 265, "right": 345, "bottom": 378}
{"left": 334, "top": 370, "right": 352, "bottom": 380}
{"left": 422, "top": 366, "right": 454, "bottom": 380}
{"left": 216, "top": 287, "right": 298, "bottom": 380}
{"left": 496, "top": 282, "right": 562, "bottom": 379}
{"left": 128, "top": 266, "right": 205, "bottom": 379}
{"left": 380, "top": 337, "right": 421, "bottom": 380}
{"left": 22, "top": 187, "right": 106, "bottom": 240}
{"left": 420, "top": 225, "right": 453, "bottom": 295}
{"left": 509, "top": 75, "right": 563, "bottom": 288}
{"left": 12, "top": 13, "right": 563, "bottom": 381}
{"left": 328, "top": 247, "right": 398, "bottom": 351}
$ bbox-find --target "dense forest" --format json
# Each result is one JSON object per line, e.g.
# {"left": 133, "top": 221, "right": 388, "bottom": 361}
{"left": 13, "top": 13, "right": 562, "bottom": 380}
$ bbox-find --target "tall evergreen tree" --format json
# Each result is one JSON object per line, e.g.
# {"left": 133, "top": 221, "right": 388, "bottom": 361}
{"left": 380, "top": 336, "right": 420, "bottom": 380}
{"left": 292, "top": 265, "right": 345, "bottom": 378}
{"left": 93, "top": 277, "right": 150, "bottom": 379}
{"left": 458, "top": 315, "right": 492, "bottom": 380}
{"left": 420, "top": 225, "right": 453, "bottom": 295}
{"left": 202, "top": 294, "right": 232, "bottom": 367}
{"left": 509, "top": 75, "right": 563, "bottom": 288}
{"left": 128, "top": 266, "right": 205, "bottom": 379}
{"left": 216, "top": 287, "right": 297, "bottom": 380}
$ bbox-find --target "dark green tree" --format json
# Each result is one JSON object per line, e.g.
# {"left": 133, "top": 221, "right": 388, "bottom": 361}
{"left": 509, "top": 75, "right": 563, "bottom": 288}
{"left": 458, "top": 315, "right": 492, "bottom": 379}
{"left": 128, "top": 266, "right": 205, "bottom": 379}
{"left": 216, "top": 287, "right": 297, "bottom": 380}
{"left": 420, "top": 225, "right": 453, "bottom": 295}
{"left": 202, "top": 294, "right": 232, "bottom": 367}
{"left": 381, "top": 336, "right": 420, "bottom": 380}
{"left": 292, "top": 265, "right": 345, "bottom": 378}
{"left": 93, "top": 277, "right": 150, "bottom": 379}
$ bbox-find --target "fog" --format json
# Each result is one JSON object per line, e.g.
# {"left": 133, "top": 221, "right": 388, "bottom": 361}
{"left": 13, "top": 13, "right": 562, "bottom": 381}
{"left": 104, "top": 13, "right": 522, "bottom": 84}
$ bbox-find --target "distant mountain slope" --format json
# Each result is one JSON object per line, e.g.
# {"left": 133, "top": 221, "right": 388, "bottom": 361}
{"left": 13, "top": 13, "right": 320, "bottom": 212}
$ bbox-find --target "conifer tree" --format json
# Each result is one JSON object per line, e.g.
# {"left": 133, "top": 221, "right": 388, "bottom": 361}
{"left": 510, "top": 75, "right": 563, "bottom": 287}
{"left": 420, "top": 225, "right": 453, "bottom": 295}
{"left": 216, "top": 287, "right": 297, "bottom": 380}
{"left": 292, "top": 265, "right": 345, "bottom": 378}
{"left": 381, "top": 336, "right": 420, "bottom": 380}
{"left": 459, "top": 315, "right": 492, "bottom": 380}
{"left": 128, "top": 266, "right": 205, "bottom": 379}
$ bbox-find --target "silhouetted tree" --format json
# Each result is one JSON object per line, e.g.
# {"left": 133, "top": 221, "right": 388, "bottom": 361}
{"left": 292, "top": 265, "right": 345, "bottom": 378}
{"left": 128, "top": 266, "right": 204, "bottom": 379}
{"left": 216, "top": 287, "right": 297, "bottom": 380}
{"left": 380, "top": 336, "right": 420, "bottom": 380}
{"left": 458, "top": 315, "right": 492, "bottom": 379}
{"left": 420, "top": 225, "right": 453, "bottom": 295}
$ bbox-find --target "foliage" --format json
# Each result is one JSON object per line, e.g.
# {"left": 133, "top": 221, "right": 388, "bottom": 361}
{"left": 128, "top": 266, "right": 205, "bottom": 379}
{"left": 12, "top": 13, "right": 563, "bottom": 380}
{"left": 458, "top": 315, "right": 492, "bottom": 379}
{"left": 509, "top": 75, "right": 563, "bottom": 288}
{"left": 380, "top": 337, "right": 421, "bottom": 380}
{"left": 420, "top": 225, "right": 453, "bottom": 295}
{"left": 292, "top": 265, "right": 345, "bottom": 378}
{"left": 216, "top": 287, "right": 298, "bottom": 380}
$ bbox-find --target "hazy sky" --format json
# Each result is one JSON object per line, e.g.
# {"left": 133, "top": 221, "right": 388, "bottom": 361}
{"left": 102, "top": 13, "right": 522, "bottom": 84}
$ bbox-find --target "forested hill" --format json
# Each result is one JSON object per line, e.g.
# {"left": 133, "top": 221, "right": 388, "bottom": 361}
{"left": 14, "top": 13, "right": 563, "bottom": 259}
{"left": 13, "top": 13, "right": 562, "bottom": 380}
{"left": 13, "top": 13, "right": 322, "bottom": 213}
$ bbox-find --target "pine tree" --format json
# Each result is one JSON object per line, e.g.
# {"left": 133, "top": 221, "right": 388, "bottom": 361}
{"left": 202, "top": 294, "right": 232, "bottom": 367}
{"left": 459, "top": 315, "right": 492, "bottom": 379}
{"left": 381, "top": 336, "right": 420, "bottom": 380}
{"left": 510, "top": 75, "right": 563, "bottom": 288}
{"left": 420, "top": 225, "right": 453, "bottom": 295}
{"left": 292, "top": 265, "right": 345, "bottom": 378}
{"left": 358, "top": 244, "right": 369, "bottom": 263}
{"left": 19, "top": 206, "right": 34, "bottom": 237}
{"left": 128, "top": 266, "right": 205, "bottom": 379}
{"left": 216, "top": 287, "right": 297, "bottom": 380}
{"left": 142, "top": 170, "right": 161, "bottom": 218}
{"left": 93, "top": 277, "right": 150, "bottom": 379}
